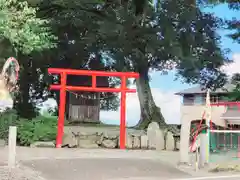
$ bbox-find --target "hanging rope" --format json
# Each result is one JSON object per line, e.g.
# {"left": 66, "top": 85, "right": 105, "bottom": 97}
{"left": 66, "top": 90, "right": 118, "bottom": 100}
{"left": 1, "top": 57, "right": 20, "bottom": 92}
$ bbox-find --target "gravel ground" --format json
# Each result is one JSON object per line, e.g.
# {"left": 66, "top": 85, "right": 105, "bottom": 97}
{"left": 0, "top": 164, "right": 47, "bottom": 180}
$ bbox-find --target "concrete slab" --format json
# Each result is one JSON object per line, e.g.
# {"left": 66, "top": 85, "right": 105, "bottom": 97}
{"left": 0, "top": 147, "right": 239, "bottom": 180}
{"left": 170, "top": 174, "right": 240, "bottom": 180}
{"left": 22, "top": 158, "right": 190, "bottom": 180}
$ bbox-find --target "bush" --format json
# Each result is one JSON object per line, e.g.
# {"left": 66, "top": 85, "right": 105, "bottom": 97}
{"left": 0, "top": 109, "right": 19, "bottom": 140}
{"left": 17, "top": 116, "right": 57, "bottom": 146}
{"left": 0, "top": 110, "right": 57, "bottom": 146}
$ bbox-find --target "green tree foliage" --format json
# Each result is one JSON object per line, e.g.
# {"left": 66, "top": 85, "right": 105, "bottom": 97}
{"left": 32, "top": 0, "right": 121, "bottom": 112}
{"left": 90, "top": 0, "right": 228, "bottom": 129}
{"left": 0, "top": 0, "right": 57, "bottom": 118}
{"left": 0, "top": 0, "right": 56, "bottom": 54}
{"left": 18, "top": 0, "right": 228, "bottom": 131}
{"left": 225, "top": 73, "right": 240, "bottom": 101}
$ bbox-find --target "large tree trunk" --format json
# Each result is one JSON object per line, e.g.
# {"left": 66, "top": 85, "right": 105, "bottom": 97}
{"left": 14, "top": 55, "right": 36, "bottom": 118}
{"left": 135, "top": 69, "right": 167, "bottom": 129}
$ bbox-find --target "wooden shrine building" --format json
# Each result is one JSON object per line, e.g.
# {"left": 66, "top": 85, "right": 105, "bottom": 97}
{"left": 65, "top": 74, "right": 109, "bottom": 123}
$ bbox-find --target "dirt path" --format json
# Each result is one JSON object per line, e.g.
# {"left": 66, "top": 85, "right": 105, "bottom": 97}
{"left": 23, "top": 158, "right": 189, "bottom": 180}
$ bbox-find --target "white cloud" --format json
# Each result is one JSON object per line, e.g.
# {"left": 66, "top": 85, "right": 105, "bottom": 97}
{"left": 100, "top": 86, "right": 181, "bottom": 126}
{"left": 221, "top": 53, "right": 240, "bottom": 77}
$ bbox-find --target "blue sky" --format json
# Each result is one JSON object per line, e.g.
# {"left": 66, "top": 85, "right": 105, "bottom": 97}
{"left": 100, "top": 4, "right": 240, "bottom": 126}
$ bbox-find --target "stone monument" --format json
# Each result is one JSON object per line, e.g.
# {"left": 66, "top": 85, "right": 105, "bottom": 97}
{"left": 165, "top": 131, "right": 175, "bottom": 151}
{"left": 147, "top": 122, "right": 164, "bottom": 150}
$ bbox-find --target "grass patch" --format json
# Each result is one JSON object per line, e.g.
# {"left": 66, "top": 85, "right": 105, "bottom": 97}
{"left": 209, "top": 164, "right": 240, "bottom": 173}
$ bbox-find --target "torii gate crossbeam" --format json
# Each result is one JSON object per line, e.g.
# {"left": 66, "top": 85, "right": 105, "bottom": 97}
{"left": 48, "top": 68, "right": 139, "bottom": 149}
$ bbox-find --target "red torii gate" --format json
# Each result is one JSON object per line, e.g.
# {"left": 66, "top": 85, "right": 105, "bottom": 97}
{"left": 48, "top": 68, "right": 139, "bottom": 149}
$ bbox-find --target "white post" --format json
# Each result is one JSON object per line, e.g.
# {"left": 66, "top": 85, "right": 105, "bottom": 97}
{"left": 179, "top": 119, "right": 191, "bottom": 164}
{"left": 8, "top": 126, "right": 17, "bottom": 168}
{"left": 199, "top": 133, "right": 207, "bottom": 167}
{"left": 195, "top": 143, "right": 199, "bottom": 171}
{"left": 205, "top": 89, "right": 211, "bottom": 164}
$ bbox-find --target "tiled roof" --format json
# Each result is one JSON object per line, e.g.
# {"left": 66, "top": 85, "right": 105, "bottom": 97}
{"left": 175, "top": 83, "right": 235, "bottom": 95}
{"left": 221, "top": 109, "right": 240, "bottom": 119}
